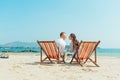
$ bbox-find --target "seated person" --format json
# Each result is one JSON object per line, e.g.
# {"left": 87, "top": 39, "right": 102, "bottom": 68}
{"left": 56, "top": 32, "right": 66, "bottom": 62}
{"left": 67, "top": 33, "right": 79, "bottom": 57}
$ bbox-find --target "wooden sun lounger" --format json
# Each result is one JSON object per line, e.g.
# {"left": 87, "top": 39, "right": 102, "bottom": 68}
{"left": 70, "top": 41, "right": 100, "bottom": 67}
{"left": 37, "top": 40, "right": 65, "bottom": 64}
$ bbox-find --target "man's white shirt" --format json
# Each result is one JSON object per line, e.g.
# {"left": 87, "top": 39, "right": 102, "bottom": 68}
{"left": 56, "top": 38, "right": 66, "bottom": 55}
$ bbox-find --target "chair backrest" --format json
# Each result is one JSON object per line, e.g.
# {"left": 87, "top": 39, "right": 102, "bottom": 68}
{"left": 77, "top": 41, "right": 100, "bottom": 59}
{"left": 37, "top": 41, "right": 59, "bottom": 59}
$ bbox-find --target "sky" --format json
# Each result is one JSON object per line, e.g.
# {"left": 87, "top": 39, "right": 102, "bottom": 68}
{"left": 0, "top": 0, "right": 120, "bottom": 48}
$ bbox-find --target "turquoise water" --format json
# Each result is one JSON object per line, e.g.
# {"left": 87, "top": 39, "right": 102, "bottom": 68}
{"left": 0, "top": 47, "right": 40, "bottom": 53}
{"left": 97, "top": 48, "right": 120, "bottom": 57}
{"left": 98, "top": 52, "right": 120, "bottom": 57}
{"left": 0, "top": 47, "right": 120, "bottom": 57}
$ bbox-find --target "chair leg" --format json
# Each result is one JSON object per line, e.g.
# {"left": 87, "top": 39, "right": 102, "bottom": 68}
{"left": 75, "top": 58, "right": 79, "bottom": 63}
{"left": 83, "top": 59, "right": 88, "bottom": 64}
{"left": 70, "top": 53, "right": 76, "bottom": 64}
{"left": 78, "top": 59, "right": 83, "bottom": 67}
{"left": 79, "top": 62, "right": 83, "bottom": 67}
{"left": 63, "top": 60, "right": 66, "bottom": 63}
{"left": 60, "top": 54, "right": 66, "bottom": 63}
{"left": 63, "top": 56, "right": 66, "bottom": 63}
{"left": 57, "top": 60, "right": 61, "bottom": 64}
{"left": 40, "top": 57, "right": 49, "bottom": 64}
{"left": 88, "top": 58, "right": 100, "bottom": 67}
{"left": 40, "top": 49, "right": 42, "bottom": 64}
{"left": 48, "top": 58, "right": 53, "bottom": 63}
{"left": 70, "top": 57, "right": 74, "bottom": 64}
{"left": 56, "top": 57, "right": 60, "bottom": 64}
{"left": 42, "top": 57, "right": 48, "bottom": 62}
{"left": 63, "top": 58, "right": 66, "bottom": 63}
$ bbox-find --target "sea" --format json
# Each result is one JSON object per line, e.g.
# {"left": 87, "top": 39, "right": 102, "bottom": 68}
{"left": 0, "top": 46, "right": 120, "bottom": 57}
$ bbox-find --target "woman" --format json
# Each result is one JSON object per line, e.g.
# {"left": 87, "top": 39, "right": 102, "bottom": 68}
{"left": 68, "top": 33, "right": 79, "bottom": 53}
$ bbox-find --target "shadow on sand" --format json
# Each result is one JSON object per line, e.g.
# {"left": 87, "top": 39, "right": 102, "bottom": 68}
{"left": 24, "top": 61, "right": 99, "bottom": 67}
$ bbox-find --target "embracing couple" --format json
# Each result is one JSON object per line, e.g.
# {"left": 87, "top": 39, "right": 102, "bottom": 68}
{"left": 56, "top": 32, "right": 79, "bottom": 62}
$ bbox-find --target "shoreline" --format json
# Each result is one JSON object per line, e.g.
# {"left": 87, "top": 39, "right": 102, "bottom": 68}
{"left": 1, "top": 52, "right": 120, "bottom": 58}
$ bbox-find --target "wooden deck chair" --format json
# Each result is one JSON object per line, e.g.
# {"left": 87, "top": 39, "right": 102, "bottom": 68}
{"left": 70, "top": 41, "right": 100, "bottom": 67}
{"left": 37, "top": 41, "right": 64, "bottom": 64}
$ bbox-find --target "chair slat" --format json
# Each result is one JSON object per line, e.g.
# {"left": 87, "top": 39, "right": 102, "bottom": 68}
{"left": 88, "top": 42, "right": 98, "bottom": 57}
{"left": 40, "top": 43, "right": 49, "bottom": 57}
{"left": 83, "top": 43, "right": 94, "bottom": 59}
{"left": 77, "top": 43, "right": 84, "bottom": 57}
{"left": 53, "top": 42, "right": 59, "bottom": 55}
{"left": 44, "top": 43, "right": 53, "bottom": 58}
{"left": 78, "top": 42, "right": 99, "bottom": 59}
{"left": 38, "top": 41, "right": 58, "bottom": 59}
{"left": 49, "top": 43, "right": 58, "bottom": 59}
{"left": 79, "top": 43, "right": 89, "bottom": 59}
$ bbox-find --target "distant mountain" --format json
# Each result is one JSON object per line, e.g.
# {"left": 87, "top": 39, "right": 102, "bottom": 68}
{"left": 0, "top": 41, "right": 39, "bottom": 48}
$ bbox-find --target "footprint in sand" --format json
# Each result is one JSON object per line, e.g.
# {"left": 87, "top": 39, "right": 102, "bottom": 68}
{"left": 12, "top": 64, "right": 22, "bottom": 69}
{"left": 82, "top": 68, "right": 94, "bottom": 72}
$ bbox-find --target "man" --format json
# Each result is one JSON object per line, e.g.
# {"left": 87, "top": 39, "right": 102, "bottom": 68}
{"left": 56, "top": 32, "right": 66, "bottom": 62}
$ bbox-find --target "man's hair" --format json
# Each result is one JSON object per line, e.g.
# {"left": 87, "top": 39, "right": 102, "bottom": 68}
{"left": 60, "top": 32, "right": 65, "bottom": 37}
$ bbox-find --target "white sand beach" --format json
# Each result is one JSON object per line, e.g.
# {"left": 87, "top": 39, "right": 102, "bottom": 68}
{"left": 0, "top": 53, "right": 120, "bottom": 80}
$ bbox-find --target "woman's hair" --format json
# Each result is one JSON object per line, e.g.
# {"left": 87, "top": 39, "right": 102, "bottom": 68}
{"left": 70, "top": 33, "right": 79, "bottom": 50}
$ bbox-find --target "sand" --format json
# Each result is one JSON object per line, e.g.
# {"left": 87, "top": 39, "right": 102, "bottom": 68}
{"left": 0, "top": 53, "right": 120, "bottom": 80}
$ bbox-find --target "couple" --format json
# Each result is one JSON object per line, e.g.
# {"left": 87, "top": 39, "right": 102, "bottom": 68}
{"left": 56, "top": 32, "right": 79, "bottom": 62}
